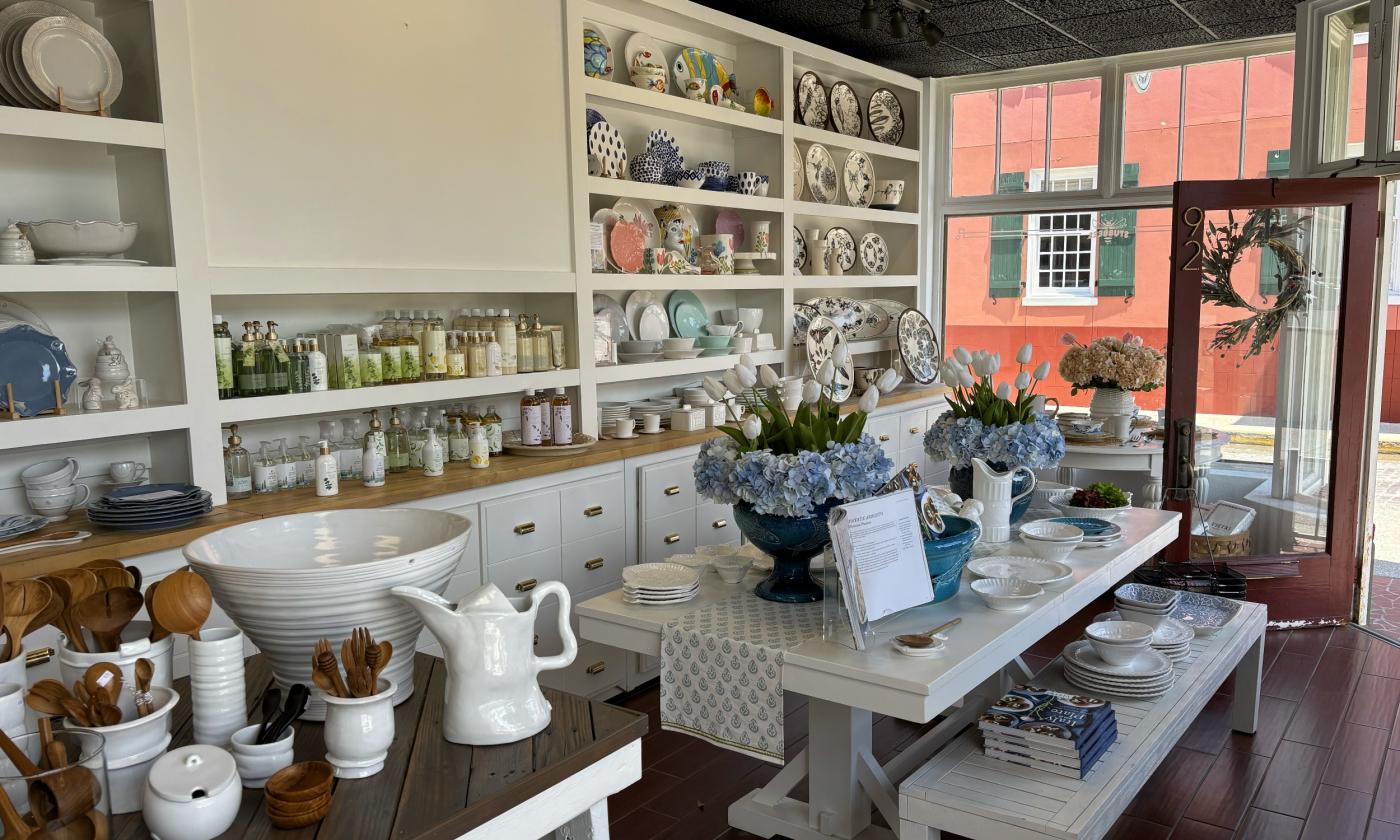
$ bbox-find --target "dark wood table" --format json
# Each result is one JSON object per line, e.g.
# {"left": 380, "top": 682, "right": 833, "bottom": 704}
{"left": 110, "top": 653, "right": 647, "bottom": 839}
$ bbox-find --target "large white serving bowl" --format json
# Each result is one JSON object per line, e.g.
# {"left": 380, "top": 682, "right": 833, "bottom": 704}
{"left": 184, "top": 508, "right": 472, "bottom": 720}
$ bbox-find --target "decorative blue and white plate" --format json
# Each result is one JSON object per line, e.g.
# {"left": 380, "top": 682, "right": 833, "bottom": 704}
{"left": 0, "top": 514, "right": 48, "bottom": 540}
{"left": 804, "top": 295, "right": 866, "bottom": 341}
{"left": 796, "top": 71, "right": 828, "bottom": 129}
{"left": 897, "top": 308, "right": 940, "bottom": 385}
{"left": 823, "top": 227, "right": 856, "bottom": 273}
{"left": 0, "top": 323, "right": 77, "bottom": 417}
{"left": 792, "top": 302, "right": 818, "bottom": 345}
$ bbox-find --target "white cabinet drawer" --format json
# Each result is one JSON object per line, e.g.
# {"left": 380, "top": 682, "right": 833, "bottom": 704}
{"left": 696, "top": 502, "right": 738, "bottom": 546}
{"left": 566, "top": 642, "right": 628, "bottom": 698}
{"left": 866, "top": 414, "right": 901, "bottom": 463}
{"left": 560, "top": 474, "right": 624, "bottom": 542}
{"left": 642, "top": 509, "right": 695, "bottom": 563}
{"left": 485, "top": 545, "right": 562, "bottom": 599}
{"left": 562, "top": 528, "right": 625, "bottom": 594}
{"left": 482, "top": 489, "right": 560, "bottom": 564}
{"left": 900, "top": 408, "right": 930, "bottom": 445}
{"left": 641, "top": 458, "right": 696, "bottom": 518}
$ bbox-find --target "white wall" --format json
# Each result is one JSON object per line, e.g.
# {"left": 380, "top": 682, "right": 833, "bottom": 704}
{"left": 185, "top": 0, "right": 573, "bottom": 272}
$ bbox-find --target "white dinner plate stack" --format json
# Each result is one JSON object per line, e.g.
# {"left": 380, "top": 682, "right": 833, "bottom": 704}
{"left": 1094, "top": 610, "right": 1195, "bottom": 662}
{"left": 622, "top": 562, "right": 700, "bottom": 605}
{"left": 1062, "top": 639, "right": 1175, "bottom": 700}
{"left": 599, "top": 401, "right": 632, "bottom": 430}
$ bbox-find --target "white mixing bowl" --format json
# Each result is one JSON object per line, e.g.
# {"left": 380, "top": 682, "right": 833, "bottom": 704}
{"left": 184, "top": 508, "right": 472, "bottom": 720}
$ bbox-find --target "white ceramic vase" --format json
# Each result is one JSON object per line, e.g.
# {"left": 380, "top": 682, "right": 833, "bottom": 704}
{"left": 1089, "top": 386, "right": 1137, "bottom": 420}
{"left": 321, "top": 678, "right": 396, "bottom": 778}
{"left": 71, "top": 686, "right": 179, "bottom": 814}
{"left": 58, "top": 621, "right": 174, "bottom": 722}
{"left": 189, "top": 627, "right": 248, "bottom": 747}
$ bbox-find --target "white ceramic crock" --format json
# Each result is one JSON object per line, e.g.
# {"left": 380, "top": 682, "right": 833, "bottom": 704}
{"left": 320, "top": 678, "right": 395, "bottom": 779}
{"left": 0, "top": 646, "right": 25, "bottom": 697}
{"left": 69, "top": 686, "right": 179, "bottom": 814}
{"left": 143, "top": 745, "right": 242, "bottom": 840}
{"left": 0, "top": 683, "right": 22, "bottom": 737}
{"left": 58, "top": 622, "right": 173, "bottom": 722}
{"left": 228, "top": 724, "right": 295, "bottom": 788}
{"left": 188, "top": 627, "right": 247, "bottom": 747}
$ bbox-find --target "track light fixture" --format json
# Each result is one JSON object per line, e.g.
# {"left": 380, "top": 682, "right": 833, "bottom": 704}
{"left": 860, "top": 0, "right": 880, "bottom": 30}
{"left": 889, "top": 6, "right": 909, "bottom": 38}
{"left": 920, "top": 11, "right": 944, "bottom": 47}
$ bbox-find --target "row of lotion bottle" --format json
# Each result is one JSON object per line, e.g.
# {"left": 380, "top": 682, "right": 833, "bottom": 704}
{"left": 519, "top": 387, "right": 572, "bottom": 446}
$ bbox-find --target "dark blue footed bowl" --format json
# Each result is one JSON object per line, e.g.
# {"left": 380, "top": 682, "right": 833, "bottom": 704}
{"left": 948, "top": 463, "right": 1034, "bottom": 523}
{"left": 733, "top": 501, "right": 834, "bottom": 603}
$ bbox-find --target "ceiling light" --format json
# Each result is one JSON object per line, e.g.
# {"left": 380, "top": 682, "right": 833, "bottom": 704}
{"left": 860, "top": 0, "right": 880, "bottom": 29}
{"left": 920, "top": 12, "right": 944, "bottom": 47}
{"left": 889, "top": 7, "right": 909, "bottom": 38}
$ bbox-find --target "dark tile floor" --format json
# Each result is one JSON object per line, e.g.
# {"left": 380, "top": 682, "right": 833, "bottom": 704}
{"left": 605, "top": 594, "right": 1400, "bottom": 840}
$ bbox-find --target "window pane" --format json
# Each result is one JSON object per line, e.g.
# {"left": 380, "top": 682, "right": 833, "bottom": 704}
{"left": 1321, "top": 3, "right": 1369, "bottom": 162}
{"left": 1182, "top": 59, "right": 1244, "bottom": 179}
{"left": 1242, "top": 52, "right": 1296, "bottom": 178}
{"left": 999, "top": 84, "right": 1047, "bottom": 193}
{"left": 1122, "top": 67, "right": 1181, "bottom": 188}
{"left": 1049, "top": 78, "right": 1101, "bottom": 190}
{"left": 951, "top": 90, "right": 997, "bottom": 196}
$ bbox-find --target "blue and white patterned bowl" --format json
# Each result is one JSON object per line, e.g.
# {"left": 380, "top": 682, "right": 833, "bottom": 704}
{"left": 701, "top": 175, "right": 728, "bottom": 191}
{"left": 697, "top": 160, "right": 731, "bottom": 178}
{"left": 628, "top": 153, "right": 666, "bottom": 183}
{"left": 677, "top": 169, "right": 705, "bottom": 189}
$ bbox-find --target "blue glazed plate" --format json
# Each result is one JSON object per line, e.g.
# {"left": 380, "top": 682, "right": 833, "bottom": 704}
{"left": 102, "top": 483, "right": 202, "bottom": 503}
{"left": 1047, "top": 516, "right": 1121, "bottom": 539}
{"left": 0, "top": 324, "right": 77, "bottom": 417}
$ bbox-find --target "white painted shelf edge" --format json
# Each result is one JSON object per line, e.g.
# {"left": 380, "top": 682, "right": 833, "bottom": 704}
{"left": 1, "top": 403, "right": 190, "bottom": 451}
{"left": 791, "top": 200, "right": 919, "bottom": 225}
{"left": 0, "top": 265, "right": 178, "bottom": 293}
{"left": 207, "top": 266, "right": 577, "bottom": 296}
{"left": 791, "top": 274, "right": 919, "bottom": 289}
{"left": 791, "top": 123, "right": 919, "bottom": 162}
{"left": 592, "top": 348, "right": 786, "bottom": 383}
{"left": 0, "top": 105, "right": 165, "bottom": 148}
{"left": 581, "top": 76, "right": 782, "bottom": 134}
{"left": 587, "top": 177, "right": 784, "bottom": 212}
{"left": 218, "top": 369, "right": 582, "bottom": 423}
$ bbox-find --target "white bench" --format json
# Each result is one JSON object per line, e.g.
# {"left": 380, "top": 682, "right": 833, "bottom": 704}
{"left": 898, "top": 599, "right": 1267, "bottom": 840}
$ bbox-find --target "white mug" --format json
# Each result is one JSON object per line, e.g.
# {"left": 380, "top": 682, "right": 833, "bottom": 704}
{"left": 26, "top": 483, "right": 89, "bottom": 518}
{"left": 109, "top": 461, "right": 148, "bottom": 483}
{"left": 643, "top": 414, "right": 661, "bottom": 433}
{"left": 614, "top": 418, "right": 636, "bottom": 438}
{"left": 1104, "top": 414, "right": 1133, "bottom": 443}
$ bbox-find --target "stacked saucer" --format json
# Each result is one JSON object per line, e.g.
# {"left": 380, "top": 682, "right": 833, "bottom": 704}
{"left": 0, "top": 514, "right": 47, "bottom": 542}
{"left": 1047, "top": 516, "right": 1122, "bottom": 548}
{"left": 1062, "top": 639, "right": 1175, "bottom": 700}
{"left": 86, "top": 483, "right": 212, "bottom": 532}
{"left": 1094, "top": 609, "right": 1194, "bottom": 662}
{"left": 622, "top": 562, "right": 700, "bottom": 605}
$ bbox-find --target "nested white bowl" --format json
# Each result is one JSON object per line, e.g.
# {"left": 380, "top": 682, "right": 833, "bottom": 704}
{"left": 970, "top": 578, "right": 1043, "bottom": 611}
{"left": 1085, "top": 620, "right": 1154, "bottom": 646}
{"left": 1019, "top": 534, "right": 1081, "bottom": 563}
{"left": 184, "top": 509, "right": 471, "bottom": 720}
{"left": 18, "top": 219, "right": 138, "bottom": 257}
{"left": 1018, "top": 520, "right": 1084, "bottom": 542}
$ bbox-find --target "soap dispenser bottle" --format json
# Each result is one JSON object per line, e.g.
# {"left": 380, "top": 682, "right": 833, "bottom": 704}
{"left": 315, "top": 439, "right": 340, "bottom": 496}
{"left": 224, "top": 425, "right": 252, "bottom": 500}
{"left": 362, "top": 409, "right": 387, "bottom": 487}
{"left": 422, "top": 426, "right": 445, "bottom": 476}
{"left": 386, "top": 407, "right": 411, "bottom": 473}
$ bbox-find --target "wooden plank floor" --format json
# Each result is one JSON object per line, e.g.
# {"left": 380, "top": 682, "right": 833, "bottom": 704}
{"left": 605, "top": 593, "right": 1400, "bottom": 840}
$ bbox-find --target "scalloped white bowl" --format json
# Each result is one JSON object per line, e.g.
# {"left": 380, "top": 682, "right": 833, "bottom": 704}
{"left": 18, "top": 219, "right": 138, "bottom": 257}
{"left": 970, "top": 578, "right": 1043, "bottom": 612}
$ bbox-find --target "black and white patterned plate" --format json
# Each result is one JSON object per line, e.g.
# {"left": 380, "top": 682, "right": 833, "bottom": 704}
{"left": 843, "top": 150, "right": 874, "bottom": 208}
{"left": 859, "top": 232, "right": 888, "bottom": 275}
{"left": 797, "top": 70, "right": 828, "bottom": 128}
{"left": 868, "top": 88, "right": 905, "bottom": 145}
{"left": 792, "top": 226, "right": 806, "bottom": 272}
{"left": 587, "top": 121, "right": 628, "bottom": 179}
{"left": 805, "top": 143, "right": 838, "bottom": 204}
{"left": 805, "top": 315, "right": 854, "bottom": 402}
{"left": 824, "top": 226, "right": 855, "bottom": 272}
{"left": 897, "top": 308, "right": 940, "bottom": 384}
{"left": 829, "top": 81, "right": 862, "bottom": 136}
{"left": 792, "top": 302, "right": 818, "bottom": 345}
{"left": 804, "top": 296, "right": 868, "bottom": 341}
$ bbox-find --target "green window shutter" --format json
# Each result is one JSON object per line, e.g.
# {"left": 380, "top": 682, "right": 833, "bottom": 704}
{"left": 989, "top": 172, "right": 1025, "bottom": 299}
{"left": 1097, "top": 163, "right": 1138, "bottom": 298}
{"left": 1259, "top": 149, "right": 1291, "bottom": 297}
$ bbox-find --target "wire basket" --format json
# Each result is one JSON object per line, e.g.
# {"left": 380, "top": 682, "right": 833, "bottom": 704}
{"left": 1189, "top": 531, "right": 1252, "bottom": 559}
{"left": 1133, "top": 562, "right": 1247, "bottom": 599}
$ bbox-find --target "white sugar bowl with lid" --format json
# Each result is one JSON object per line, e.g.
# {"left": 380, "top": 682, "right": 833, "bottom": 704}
{"left": 0, "top": 223, "right": 34, "bottom": 265}
{"left": 142, "top": 745, "right": 243, "bottom": 840}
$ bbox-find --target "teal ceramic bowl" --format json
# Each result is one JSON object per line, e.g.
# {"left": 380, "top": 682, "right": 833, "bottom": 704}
{"left": 924, "top": 515, "right": 981, "bottom": 603}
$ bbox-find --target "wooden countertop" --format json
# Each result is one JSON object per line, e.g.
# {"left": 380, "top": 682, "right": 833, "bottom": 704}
{"left": 109, "top": 653, "right": 648, "bottom": 839}
{"left": 0, "top": 386, "right": 949, "bottom": 577}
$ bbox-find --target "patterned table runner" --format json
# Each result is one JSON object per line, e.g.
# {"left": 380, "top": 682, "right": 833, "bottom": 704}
{"left": 660, "top": 590, "right": 824, "bottom": 764}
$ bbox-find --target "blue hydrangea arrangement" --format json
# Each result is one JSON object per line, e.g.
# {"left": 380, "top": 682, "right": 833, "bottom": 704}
{"left": 692, "top": 355, "right": 899, "bottom": 518}
{"left": 924, "top": 345, "right": 1065, "bottom": 470}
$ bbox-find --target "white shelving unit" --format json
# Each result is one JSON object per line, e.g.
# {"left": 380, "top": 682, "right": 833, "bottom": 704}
{"left": 2, "top": 0, "right": 929, "bottom": 508}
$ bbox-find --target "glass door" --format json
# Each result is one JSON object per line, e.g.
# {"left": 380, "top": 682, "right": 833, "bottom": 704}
{"left": 1163, "top": 177, "right": 1381, "bottom": 624}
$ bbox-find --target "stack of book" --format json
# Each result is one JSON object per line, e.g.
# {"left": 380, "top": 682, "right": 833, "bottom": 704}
{"left": 978, "top": 686, "right": 1118, "bottom": 779}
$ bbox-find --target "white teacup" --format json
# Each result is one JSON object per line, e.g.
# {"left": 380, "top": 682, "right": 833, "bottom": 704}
{"left": 642, "top": 414, "right": 662, "bottom": 433}
{"left": 26, "top": 483, "right": 90, "bottom": 518}
{"left": 731, "top": 336, "right": 753, "bottom": 353}
{"left": 1103, "top": 415, "right": 1133, "bottom": 443}
{"left": 20, "top": 457, "right": 79, "bottom": 490}
{"left": 1069, "top": 419, "right": 1104, "bottom": 434}
{"left": 614, "top": 418, "right": 636, "bottom": 438}
{"left": 706, "top": 322, "right": 742, "bottom": 337}
{"left": 109, "top": 460, "right": 148, "bottom": 483}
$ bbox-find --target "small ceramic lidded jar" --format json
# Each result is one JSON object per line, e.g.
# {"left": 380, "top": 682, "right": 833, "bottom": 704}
{"left": 0, "top": 223, "right": 35, "bottom": 265}
{"left": 320, "top": 678, "right": 396, "bottom": 779}
{"left": 143, "top": 745, "right": 243, "bottom": 840}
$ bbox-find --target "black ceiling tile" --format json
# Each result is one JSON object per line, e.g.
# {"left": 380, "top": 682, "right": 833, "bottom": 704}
{"left": 924, "top": 56, "right": 1007, "bottom": 75}
{"left": 931, "top": 2, "right": 1041, "bottom": 36}
{"left": 1176, "top": 0, "right": 1294, "bottom": 26}
{"left": 1055, "top": 5, "right": 1198, "bottom": 42}
{"left": 995, "top": 44, "right": 1102, "bottom": 68}
{"left": 946, "top": 22, "right": 1075, "bottom": 56}
{"left": 1208, "top": 13, "right": 1297, "bottom": 39}
{"left": 1013, "top": 0, "right": 1167, "bottom": 23}
{"left": 1090, "top": 27, "right": 1214, "bottom": 53}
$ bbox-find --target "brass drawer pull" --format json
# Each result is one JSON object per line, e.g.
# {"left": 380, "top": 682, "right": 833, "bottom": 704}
{"left": 513, "top": 522, "right": 536, "bottom": 535}
{"left": 515, "top": 578, "right": 537, "bottom": 592}
{"left": 712, "top": 519, "right": 728, "bottom": 529}
{"left": 586, "top": 661, "right": 606, "bottom": 675}
{"left": 585, "top": 557, "right": 605, "bottom": 570}
{"left": 663, "top": 485, "right": 681, "bottom": 496}
{"left": 909, "top": 427, "right": 920, "bottom": 435}
{"left": 583, "top": 505, "right": 604, "bottom": 517}
{"left": 878, "top": 434, "right": 891, "bottom": 442}
{"left": 664, "top": 533, "right": 681, "bottom": 545}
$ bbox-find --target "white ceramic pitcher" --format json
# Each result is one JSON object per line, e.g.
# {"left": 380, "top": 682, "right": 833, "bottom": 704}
{"left": 971, "top": 457, "right": 1036, "bottom": 543}
{"left": 392, "top": 581, "right": 576, "bottom": 745}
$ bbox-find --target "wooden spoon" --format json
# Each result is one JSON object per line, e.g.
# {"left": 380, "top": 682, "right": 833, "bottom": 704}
{"left": 87, "top": 704, "right": 120, "bottom": 727}
{"left": 82, "top": 664, "right": 121, "bottom": 709}
{"left": 86, "top": 567, "right": 132, "bottom": 593}
{"left": 25, "top": 680, "right": 73, "bottom": 718}
{"left": 4, "top": 579, "right": 54, "bottom": 650}
{"left": 133, "top": 659, "right": 154, "bottom": 717}
{"left": 894, "top": 617, "right": 963, "bottom": 649}
{"left": 0, "top": 787, "right": 33, "bottom": 838}
{"left": 310, "top": 668, "right": 340, "bottom": 699}
{"left": 366, "top": 640, "right": 392, "bottom": 687}
{"left": 142, "top": 579, "right": 169, "bottom": 642}
{"left": 72, "top": 589, "right": 142, "bottom": 653}
{"left": 27, "top": 586, "right": 63, "bottom": 644}
{"left": 148, "top": 570, "right": 210, "bottom": 642}
{"left": 48, "top": 571, "right": 98, "bottom": 608}
{"left": 38, "top": 577, "right": 82, "bottom": 654}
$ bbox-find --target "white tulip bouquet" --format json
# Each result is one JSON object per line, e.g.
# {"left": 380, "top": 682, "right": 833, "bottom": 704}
{"left": 692, "top": 352, "right": 901, "bottom": 518}
{"left": 924, "top": 344, "right": 1065, "bottom": 470}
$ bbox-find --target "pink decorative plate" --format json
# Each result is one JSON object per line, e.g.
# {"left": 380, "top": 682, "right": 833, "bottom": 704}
{"left": 609, "top": 220, "right": 646, "bottom": 273}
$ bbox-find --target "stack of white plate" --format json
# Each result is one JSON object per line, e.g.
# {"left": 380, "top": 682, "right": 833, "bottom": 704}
{"left": 622, "top": 562, "right": 700, "bottom": 605}
{"left": 1062, "top": 639, "right": 1175, "bottom": 699}
{"left": 599, "top": 401, "right": 631, "bottom": 429}
{"left": 966, "top": 556, "right": 1073, "bottom": 586}
{"left": 1093, "top": 609, "right": 1195, "bottom": 662}
{"left": 679, "top": 385, "right": 714, "bottom": 406}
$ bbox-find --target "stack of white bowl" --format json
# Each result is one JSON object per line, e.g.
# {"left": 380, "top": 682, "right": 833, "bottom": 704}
{"left": 183, "top": 508, "right": 471, "bottom": 720}
{"left": 1017, "top": 520, "right": 1084, "bottom": 562}
{"left": 20, "top": 457, "right": 91, "bottom": 520}
{"left": 1113, "top": 583, "right": 1178, "bottom": 628}
{"left": 1082, "top": 620, "right": 1153, "bottom": 665}
{"left": 663, "top": 337, "right": 701, "bottom": 360}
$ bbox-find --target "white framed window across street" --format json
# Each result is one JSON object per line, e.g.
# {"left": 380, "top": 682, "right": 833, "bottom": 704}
{"left": 1025, "top": 167, "right": 1099, "bottom": 305}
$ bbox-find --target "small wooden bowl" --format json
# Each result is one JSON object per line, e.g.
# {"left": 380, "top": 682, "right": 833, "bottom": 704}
{"left": 267, "top": 796, "right": 331, "bottom": 830}
{"left": 267, "top": 793, "right": 331, "bottom": 817}
{"left": 264, "top": 761, "right": 333, "bottom": 803}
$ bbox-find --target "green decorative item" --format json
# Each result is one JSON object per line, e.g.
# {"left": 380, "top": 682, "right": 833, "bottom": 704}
{"left": 1199, "top": 208, "right": 1313, "bottom": 360}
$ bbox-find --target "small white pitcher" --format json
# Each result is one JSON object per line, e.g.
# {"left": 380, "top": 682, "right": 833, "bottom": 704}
{"left": 970, "top": 457, "right": 1037, "bottom": 543}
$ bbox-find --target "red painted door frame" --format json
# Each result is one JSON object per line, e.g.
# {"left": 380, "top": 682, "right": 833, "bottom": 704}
{"left": 1163, "top": 178, "right": 1381, "bottom": 624}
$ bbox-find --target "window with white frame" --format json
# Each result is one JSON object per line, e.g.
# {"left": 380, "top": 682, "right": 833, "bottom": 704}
{"left": 1025, "top": 166, "right": 1099, "bottom": 301}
